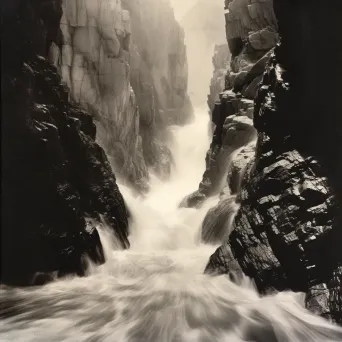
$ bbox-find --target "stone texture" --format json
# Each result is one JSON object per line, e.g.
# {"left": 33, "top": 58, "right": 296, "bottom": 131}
{"left": 206, "top": 26, "right": 342, "bottom": 328}
{"left": 224, "top": 0, "right": 277, "bottom": 41}
{"left": 181, "top": 91, "right": 257, "bottom": 208}
{"left": 208, "top": 44, "right": 230, "bottom": 113}
{"left": 248, "top": 27, "right": 277, "bottom": 50}
{"left": 2, "top": 0, "right": 129, "bottom": 286}
{"left": 204, "top": 0, "right": 342, "bottom": 325}
{"left": 224, "top": 0, "right": 277, "bottom": 95}
{"left": 53, "top": 0, "right": 193, "bottom": 191}
{"left": 56, "top": 0, "right": 148, "bottom": 191}
{"left": 228, "top": 143, "right": 256, "bottom": 195}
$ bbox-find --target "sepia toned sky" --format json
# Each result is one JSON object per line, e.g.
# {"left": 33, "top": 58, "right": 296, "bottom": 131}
{"left": 170, "top": 0, "right": 198, "bottom": 19}
{"left": 169, "top": 0, "right": 227, "bottom": 107}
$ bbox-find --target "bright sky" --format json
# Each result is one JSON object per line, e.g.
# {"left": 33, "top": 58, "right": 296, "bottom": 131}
{"left": 170, "top": 0, "right": 198, "bottom": 19}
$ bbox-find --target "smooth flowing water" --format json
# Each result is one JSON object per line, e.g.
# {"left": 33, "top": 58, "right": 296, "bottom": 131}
{"left": 1, "top": 109, "right": 342, "bottom": 342}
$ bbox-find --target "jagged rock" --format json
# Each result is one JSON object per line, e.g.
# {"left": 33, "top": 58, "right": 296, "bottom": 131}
{"left": 54, "top": 0, "right": 193, "bottom": 191}
{"left": 208, "top": 44, "right": 230, "bottom": 112}
{"left": 241, "top": 74, "right": 263, "bottom": 99}
{"left": 124, "top": 0, "right": 193, "bottom": 126}
{"left": 1, "top": 0, "right": 129, "bottom": 286}
{"left": 205, "top": 0, "right": 342, "bottom": 324}
{"left": 228, "top": 143, "right": 256, "bottom": 194}
{"left": 248, "top": 27, "right": 278, "bottom": 51}
{"left": 224, "top": 0, "right": 278, "bottom": 40}
{"left": 206, "top": 148, "right": 337, "bottom": 294}
{"left": 182, "top": 92, "right": 257, "bottom": 208}
{"left": 222, "top": 115, "right": 257, "bottom": 148}
{"left": 206, "top": 19, "right": 342, "bottom": 323}
{"left": 57, "top": 0, "right": 148, "bottom": 191}
{"left": 232, "top": 70, "right": 248, "bottom": 90}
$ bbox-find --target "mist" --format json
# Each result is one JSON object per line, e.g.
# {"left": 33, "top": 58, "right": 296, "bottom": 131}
{"left": 171, "top": 0, "right": 227, "bottom": 107}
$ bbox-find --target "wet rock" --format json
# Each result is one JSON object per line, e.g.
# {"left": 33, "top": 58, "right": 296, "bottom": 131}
{"left": 205, "top": 0, "right": 342, "bottom": 324}
{"left": 182, "top": 92, "right": 257, "bottom": 208}
{"left": 222, "top": 115, "right": 257, "bottom": 148}
{"left": 1, "top": 0, "right": 129, "bottom": 286}
{"left": 228, "top": 143, "right": 256, "bottom": 195}
{"left": 179, "top": 191, "right": 207, "bottom": 209}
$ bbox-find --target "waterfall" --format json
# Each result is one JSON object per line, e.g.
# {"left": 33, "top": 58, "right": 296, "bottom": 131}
{"left": 1, "top": 109, "right": 342, "bottom": 342}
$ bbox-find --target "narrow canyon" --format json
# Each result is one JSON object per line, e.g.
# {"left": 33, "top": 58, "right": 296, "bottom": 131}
{"left": 1, "top": 0, "right": 342, "bottom": 341}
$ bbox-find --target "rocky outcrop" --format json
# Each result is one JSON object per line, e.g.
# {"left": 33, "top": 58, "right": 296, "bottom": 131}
{"left": 205, "top": 0, "right": 342, "bottom": 324}
{"left": 123, "top": 0, "right": 193, "bottom": 177}
{"left": 208, "top": 44, "right": 230, "bottom": 113}
{"left": 181, "top": 92, "right": 257, "bottom": 209}
{"left": 224, "top": 0, "right": 278, "bottom": 100}
{"left": 181, "top": 0, "right": 277, "bottom": 210}
{"left": 2, "top": 0, "right": 129, "bottom": 286}
{"left": 53, "top": 0, "right": 193, "bottom": 191}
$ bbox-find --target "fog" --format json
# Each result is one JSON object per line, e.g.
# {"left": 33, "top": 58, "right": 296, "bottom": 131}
{"left": 171, "top": 0, "right": 227, "bottom": 107}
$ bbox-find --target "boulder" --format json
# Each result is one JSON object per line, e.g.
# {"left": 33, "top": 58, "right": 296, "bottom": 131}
{"left": 248, "top": 27, "right": 278, "bottom": 50}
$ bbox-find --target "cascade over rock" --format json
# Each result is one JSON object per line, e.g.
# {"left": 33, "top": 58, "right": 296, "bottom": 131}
{"left": 204, "top": 0, "right": 342, "bottom": 324}
{"left": 54, "top": 0, "right": 193, "bottom": 191}
{"left": 1, "top": 0, "right": 130, "bottom": 286}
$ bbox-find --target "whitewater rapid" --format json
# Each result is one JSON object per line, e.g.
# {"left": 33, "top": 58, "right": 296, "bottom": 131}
{"left": 1, "top": 109, "right": 342, "bottom": 342}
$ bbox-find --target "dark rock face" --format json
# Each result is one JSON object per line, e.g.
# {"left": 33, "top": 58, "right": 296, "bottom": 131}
{"left": 205, "top": 0, "right": 342, "bottom": 324}
{"left": 1, "top": 0, "right": 129, "bottom": 286}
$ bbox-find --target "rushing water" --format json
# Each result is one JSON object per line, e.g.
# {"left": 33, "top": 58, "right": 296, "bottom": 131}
{"left": 1, "top": 109, "right": 342, "bottom": 342}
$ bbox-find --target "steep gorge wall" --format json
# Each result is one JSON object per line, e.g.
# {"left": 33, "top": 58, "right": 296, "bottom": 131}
{"left": 123, "top": 0, "right": 193, "bottom": 177}
{"left": 1, "top": 0, "right": 130, "bottom": 286}
{"left": 181, "top": 0, "right": 278, "bottom": 209}
{"left": 53, "top": 0, "right": 193, "bottom": 191}
{"left": 204, "top": 0, "right": 342, "bottom": 324}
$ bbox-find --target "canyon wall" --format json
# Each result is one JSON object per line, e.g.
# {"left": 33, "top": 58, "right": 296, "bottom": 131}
{"left": 181, "top": 0, "right": 278, "bottom": 208}
{"left": 1, "top": 0, "right": 130, "bottom": 286}
{"left": 203, "top": 0, "right": 342, "bottom": 324}
{"left": 53, "top": 0, "right": 192, "bottom": 191}
{"left": 207, "top": 44, "right": 230, "bottom": 113}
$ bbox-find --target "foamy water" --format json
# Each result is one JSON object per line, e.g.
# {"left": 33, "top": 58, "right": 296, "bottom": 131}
{"left": 1, "top": 109, "right": 342, "bottom": 342}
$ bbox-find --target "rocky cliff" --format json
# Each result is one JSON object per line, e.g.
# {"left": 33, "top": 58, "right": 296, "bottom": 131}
{"left": 180, "top": 0, "right": 278, "bottom": 209}
{"left": 54, "top": 0, "right": 193, "bottom": 191}
{"left": 1, "top": 0, "right": 130, "bottom": 286}
{"left": 207, "top": 44, "right": 230, "bottom": 114}
{"left": 204, "top": 0, "right": 342, "bottom": 324}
